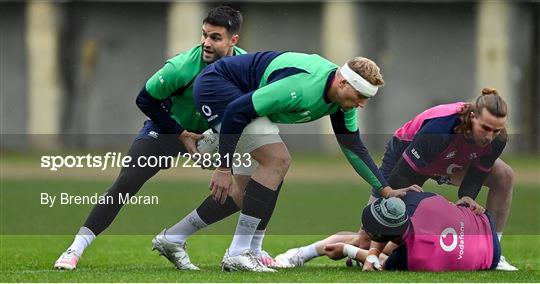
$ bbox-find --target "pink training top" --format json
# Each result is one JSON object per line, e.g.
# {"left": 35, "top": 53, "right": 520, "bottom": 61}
{"left": 404, "top": 194, "right": 494, "bottom": 271}
{"left": 394, "top": 102, "right": 465, "bottom": 141}
{"left": 393, "top": 102, "right": 496, "bottom": 177}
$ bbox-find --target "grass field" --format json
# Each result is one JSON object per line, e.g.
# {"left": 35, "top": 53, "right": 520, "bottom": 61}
{"left": 1, "top": 152, "right": 539, "bottom": 282}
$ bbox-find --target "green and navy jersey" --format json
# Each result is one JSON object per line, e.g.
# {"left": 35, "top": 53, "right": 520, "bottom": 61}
{"left": 141, "top": 44, "right": 246, "bottom": 134}
{"left": 195, "top": 51, "right": 387, "bottom": 190}
{"left": 254, "top": 52, "right": 343, "bottom": 124}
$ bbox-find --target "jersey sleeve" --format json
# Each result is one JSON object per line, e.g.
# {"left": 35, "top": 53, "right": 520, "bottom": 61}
{"left": 251, "top": 72, "right": 308, "bottom": 117}
{"left": 458, "top": 137, "right": 506, "bottom": 199}
{"left": 330, "top": 109, "right": 388, "bottom": 191}
{"left": 135, "top": 87, "right": 184, "bottom": 134}
{"left": 139, "top": 53, "right": 195, "bottom": 134}
{"left": 402, "top": 116, "right": 456, "bottom": 172}
{"left": 145, "top": 59, "right": 191, "bottom": 100}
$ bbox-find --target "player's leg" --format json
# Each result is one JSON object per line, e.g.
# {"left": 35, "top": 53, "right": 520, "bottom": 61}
{"left": 152, "top": 180, "right": 243, "bottom": 270}
{"left": 274, "top": 231, "right": 359, "bottom": 268}
{"left": 483, "top": 158, "right": 514, "bottom": 235}
{"left": 222, "top": 142, "right": 290, "bottom": 272}
{"left": 154, "top": 118, "right": 284, "bottom": 271}
{"left": 54, "top": 137, "right": 167, "bottom": 270}
{"left": 449, "top": 158, "right": 514, "bottom": 235}
{"left": 232, "top": 117, "right": 285, "bottom": 260}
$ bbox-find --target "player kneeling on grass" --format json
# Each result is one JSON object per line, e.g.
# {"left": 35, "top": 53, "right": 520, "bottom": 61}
{"left": 276, "top": 192, "right": 505, "bottom": 272}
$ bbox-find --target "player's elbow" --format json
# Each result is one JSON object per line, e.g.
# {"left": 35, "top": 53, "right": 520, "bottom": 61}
{"left": 135, "top": 88, "right": 149, "bottom": 110}
{"left": 136, "top": 87, "right": 160, "bottom": 112}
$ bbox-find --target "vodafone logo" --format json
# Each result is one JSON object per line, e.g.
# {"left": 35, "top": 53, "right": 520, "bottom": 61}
{"left": 439, "top": 227, "right": 458, "bottom": 252}
{"left": 439, "top": 222, "right": 466, "bottom": 259}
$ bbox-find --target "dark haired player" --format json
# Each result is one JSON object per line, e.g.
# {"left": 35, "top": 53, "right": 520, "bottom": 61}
{"left": 54, "top": 6, "right": 245, "bottom": 270}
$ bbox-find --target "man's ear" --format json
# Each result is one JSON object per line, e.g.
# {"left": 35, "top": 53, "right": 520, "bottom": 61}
{"left": 339, "top": 78, "right": 349, "bottom": 89}
{"left": 230, "top": 34, "right": 239, "bottom": 46}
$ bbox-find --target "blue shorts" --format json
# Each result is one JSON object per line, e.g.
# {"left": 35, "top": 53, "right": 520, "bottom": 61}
{"left": 384, "top": 243, "right": 408, "bottom": 270}
{"left": 135, "top": 120, "right": 186, "bottom": 156}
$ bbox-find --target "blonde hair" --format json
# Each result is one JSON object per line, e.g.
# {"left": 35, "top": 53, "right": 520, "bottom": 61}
{"left": 347, "top": 57, "right": 384, "bottom": 86}
{"left": 454, "top": 88, "right": 508, "bottom": 140}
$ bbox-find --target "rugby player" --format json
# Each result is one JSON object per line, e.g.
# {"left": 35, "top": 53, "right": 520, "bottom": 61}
{"left": 54, "top": 6, "right": 247, "bottom": 270}
{"left": 279, "top": 193, "right": 503, "bottom": 272}
{"left": 190, "top": 51, "right": 421, "bottom": 272}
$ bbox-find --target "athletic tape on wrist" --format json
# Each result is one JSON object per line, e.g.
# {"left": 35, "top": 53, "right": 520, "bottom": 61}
{"left": 343, "top": 244, "right": 360, "bottom": 259}
{"left": 366, "top": 254, "right": 382, "bottom": 269}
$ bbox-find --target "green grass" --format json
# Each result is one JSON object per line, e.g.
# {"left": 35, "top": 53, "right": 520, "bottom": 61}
{"left": 1, "top": 235, "right": 539, "bottom": 282}
{"left": 1, "top": 153, "right": 539, "bottom": 282}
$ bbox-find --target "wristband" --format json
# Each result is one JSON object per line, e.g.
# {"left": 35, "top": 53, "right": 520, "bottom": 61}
{"left": 216, "top": 168, "right": 231, "bottom": 174}
{"left": 343, "top": 244, "right": 360, "bottom": 259}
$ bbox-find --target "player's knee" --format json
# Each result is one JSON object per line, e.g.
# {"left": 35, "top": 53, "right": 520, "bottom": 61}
{"left": 274, "top": 151, "right": 291, "bottom": 176}
{"left": 491, "top": 162, "right": 514, "bottom": 191}
{"left": 259, "top": 149, "right": 291, "bottom": 173}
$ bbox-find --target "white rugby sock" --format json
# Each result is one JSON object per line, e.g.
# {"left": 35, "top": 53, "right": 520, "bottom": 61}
{"left": 229, "top": 213, "right": 261, "bottom": 256}
{"left": 298, "top": 242, "right": 321, "bottom": 262}
{"left": 250, "top": 229, "right": 266, "bottom": 255}
{"left": 68, "top": 226, "right": 95, "bottom": 255}
{"left": 165, "top": 210, "right": 208, "bottom": 244}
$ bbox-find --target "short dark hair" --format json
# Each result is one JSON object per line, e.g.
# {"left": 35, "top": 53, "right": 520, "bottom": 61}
{"left": 203, "top": 5, "right": 243, "bottom": 35}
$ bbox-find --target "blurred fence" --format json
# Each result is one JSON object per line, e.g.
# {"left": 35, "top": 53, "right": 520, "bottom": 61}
{"left": 1, "top": 1, "right": 539, "bottom": 153}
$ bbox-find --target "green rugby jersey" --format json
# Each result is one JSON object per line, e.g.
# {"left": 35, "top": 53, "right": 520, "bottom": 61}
{"left": 253, "top": 52, "right": 358, "bottom": 129}
{"left": 215, "top": 52, "right": 386, "bottom": 190}
{"left": 145, "top": 44, "right": 246, "bottom": 133}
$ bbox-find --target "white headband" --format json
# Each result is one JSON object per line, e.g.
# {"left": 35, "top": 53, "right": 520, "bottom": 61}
{"left": 340, "top": 63, "right": 379, "bottom": 97}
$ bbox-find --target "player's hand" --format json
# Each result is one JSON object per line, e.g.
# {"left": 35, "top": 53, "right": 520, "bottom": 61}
{"left": 456, "top": 196, "right": 485, "bottom": 215}
{"left": 178, "top": 130, "right": 204, "bottom": 156}
{"left": 210, "top": 167, "right": 233, "bottom": 204}
{"left": 362, "top": 260, "right": 382, "bottom": 271}
{"left": 381, "top": 185, "right": 423, "bottom": 198}
{"left": 323, "top": 243, "right": 346, "bottom": 260}
{"left": 362, "top": 255, "right": 383, "bottom": 271}
{"left": 362, "top": 260, "right": 376, "bottom": 271}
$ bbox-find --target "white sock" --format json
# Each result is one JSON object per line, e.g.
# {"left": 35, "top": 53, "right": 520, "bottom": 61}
{"left": 229, "top": 213, "right": 261, "bottom": 256}
{"left": 298, "top": 242, "right": 321, "bottom": 262}
{"left": 497, "top": 232, "right": 503, "bottom": 242}
{"left": 165, "top": 210, "right": 207, "bottom": 244}
{"left": 250, "top": 229, "right": 266, "bottom": 256}
{"left": 68, "top": 226, "right": 95, "bottom": 256}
